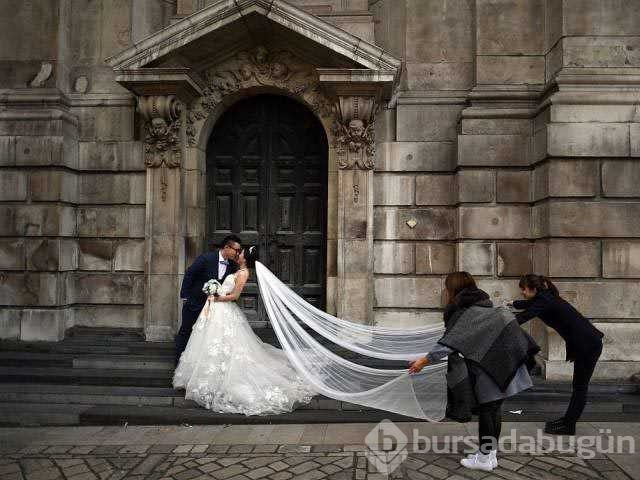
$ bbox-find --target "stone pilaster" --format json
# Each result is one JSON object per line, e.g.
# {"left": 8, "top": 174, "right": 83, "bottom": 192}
{"left": 138, "top": 95, "right": 185, "bottom": 341}
{"left": 333, "top": 95, "right": 376, "bottom": 324}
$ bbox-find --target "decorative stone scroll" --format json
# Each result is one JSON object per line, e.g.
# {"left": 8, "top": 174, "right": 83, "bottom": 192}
{"left": 186, "top": 46, "right": 335, "bottom": 147}
{"left": 332, "top": 96, "right": 376, "bottom": 170}
{"left": 138, "top": 95, "right": 182, "bottom": 201}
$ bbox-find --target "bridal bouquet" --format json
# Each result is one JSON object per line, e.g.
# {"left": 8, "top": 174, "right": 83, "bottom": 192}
{"left": 202, "top": 279, "right": 222, "bottom": 296}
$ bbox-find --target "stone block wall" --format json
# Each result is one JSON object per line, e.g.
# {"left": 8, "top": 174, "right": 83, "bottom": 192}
{"left": 0, "top": 1, "right": 171, "bottom": 340}
{"left": 371, "top": 0, "right": 640, "bottom": 380}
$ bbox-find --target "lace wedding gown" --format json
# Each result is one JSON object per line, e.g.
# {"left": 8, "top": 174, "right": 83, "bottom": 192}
{"left": 173, "top": 273, "right": 316, "bottom": 415}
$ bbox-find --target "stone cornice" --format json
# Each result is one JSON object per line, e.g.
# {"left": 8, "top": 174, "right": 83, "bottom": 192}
{"left": 113, "top": 68, "right": 205, "bottom": 103}
{"left": 105, "top": 0, "right": 400, "bottom": 74}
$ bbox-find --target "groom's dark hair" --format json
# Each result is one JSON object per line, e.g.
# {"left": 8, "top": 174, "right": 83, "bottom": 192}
{"left": 221, "top": 235, "right": 242, "bottom": 248}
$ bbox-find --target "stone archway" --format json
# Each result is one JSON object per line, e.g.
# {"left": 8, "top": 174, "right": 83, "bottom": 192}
{"left": 107, "top": 0, "right": 400, "bottom": 341}
{"left": 206, "top": 93, "right": 329, "bottom": 326}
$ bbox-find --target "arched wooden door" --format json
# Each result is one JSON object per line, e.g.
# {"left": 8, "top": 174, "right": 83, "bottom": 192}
{"left": 206, "top": 95, "right": 328, "bottom": 326}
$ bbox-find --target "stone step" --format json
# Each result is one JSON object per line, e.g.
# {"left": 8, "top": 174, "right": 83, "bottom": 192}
{"left": 1, "top": 400, "right": 639, "bottom": 427}
{"left": 0, "top": 366, "right": 173, "bottom": 387}
{"left": 1, "top": 382, "right": 638, "bottom": 417}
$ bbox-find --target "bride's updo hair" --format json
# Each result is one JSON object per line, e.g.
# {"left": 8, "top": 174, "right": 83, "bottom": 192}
{"left": 244, "top": 245, "right": 259, "bottom": 268}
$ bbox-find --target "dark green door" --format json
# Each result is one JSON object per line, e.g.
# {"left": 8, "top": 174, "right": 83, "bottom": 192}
{"left": 206, "top": 95, "right": 328, "bottom": 326}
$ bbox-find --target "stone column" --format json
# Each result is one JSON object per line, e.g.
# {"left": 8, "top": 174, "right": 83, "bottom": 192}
{"left": 137, "top": 95, "right": 185, "bottom": 341}
{"left": 334, "top": 95, "right": 376, "bottom": 324}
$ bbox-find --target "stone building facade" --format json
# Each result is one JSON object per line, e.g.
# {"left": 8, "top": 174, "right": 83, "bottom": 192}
{"left": 0, "top": 0, "right": 639, "bottom": 381}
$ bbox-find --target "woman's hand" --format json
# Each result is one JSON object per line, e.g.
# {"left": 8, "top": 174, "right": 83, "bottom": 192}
{"left": 208, "top": 295, "right": 216, "bottom": 302}
{"left": 408, "top": 357, "right": 430, "bottom": 374}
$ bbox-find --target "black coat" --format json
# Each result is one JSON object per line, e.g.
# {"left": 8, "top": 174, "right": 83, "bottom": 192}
{"left": 179, "top": 251, "right": 238, "bottom": 312}
{"left": 513, "top": 291, "right": 604, "bottom": 361}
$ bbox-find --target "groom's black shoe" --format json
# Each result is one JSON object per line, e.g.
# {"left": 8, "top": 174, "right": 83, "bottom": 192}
{"left": 544, "top": 419, "right": 576, "bottom": 435}
{"left": 545, "top": 416, "right": 566, "bottom": 427}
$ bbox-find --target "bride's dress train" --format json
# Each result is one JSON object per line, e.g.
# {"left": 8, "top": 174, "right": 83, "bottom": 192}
{"left": 173, "top": 273, "right": 316, "bottom": 415}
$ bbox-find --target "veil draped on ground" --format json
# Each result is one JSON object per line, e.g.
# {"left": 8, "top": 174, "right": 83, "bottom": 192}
{"left": 255, "top": 261, "right": 447, "bottom": 421}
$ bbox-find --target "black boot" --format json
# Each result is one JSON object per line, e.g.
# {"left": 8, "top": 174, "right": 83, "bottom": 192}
{"left": 545, "top": 417, "right": 566, "bottom": 428}
{"left": 544, "top": 419, "right": 576, "bottom": 435}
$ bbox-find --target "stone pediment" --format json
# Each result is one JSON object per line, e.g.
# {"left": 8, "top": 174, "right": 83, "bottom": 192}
{"left": 106, "top": 0, "right": 400, "bottom": 100}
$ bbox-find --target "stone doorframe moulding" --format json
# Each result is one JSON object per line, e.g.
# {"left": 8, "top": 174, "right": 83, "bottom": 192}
{"left": 106, "top": 0, "right": 400, "bottom": 340}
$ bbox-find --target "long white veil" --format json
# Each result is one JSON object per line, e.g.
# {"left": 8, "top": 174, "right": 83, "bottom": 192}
{"left": 255, "top": 261, "right": 447, "bottom": 422}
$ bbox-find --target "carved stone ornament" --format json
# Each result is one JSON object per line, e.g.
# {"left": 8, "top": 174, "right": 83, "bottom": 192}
{"left": 332, "top": 96, "right": 376, "bottom": 170}
{"left": 138, "top": 95, "right": 182, "bottom": 201}
{"left": 186, "top": 46, "right": 335, "bottom": 147}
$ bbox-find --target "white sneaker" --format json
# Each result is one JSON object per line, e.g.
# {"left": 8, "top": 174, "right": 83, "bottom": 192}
{"left": 466, "top": 450, "right": 498, "bottom": 468}
{"left": 461, "top": 452, "right": 495, "bottom": 471}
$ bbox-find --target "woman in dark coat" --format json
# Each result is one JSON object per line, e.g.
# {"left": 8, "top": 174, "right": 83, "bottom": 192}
{"left": 513, "top": 274, "right": 604, "bottom": 435}
{"left": 410, "top": 272, "right": 538, "bottom": 472}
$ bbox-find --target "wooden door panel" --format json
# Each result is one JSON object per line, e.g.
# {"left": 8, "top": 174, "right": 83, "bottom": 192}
{"left": 207, "top": 95, "right": 327, "bottom": 326}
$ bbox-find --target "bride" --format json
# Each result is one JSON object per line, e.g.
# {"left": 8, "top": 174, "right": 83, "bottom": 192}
{"left": 173, "top": 246, "right": 316, "bottom": 415}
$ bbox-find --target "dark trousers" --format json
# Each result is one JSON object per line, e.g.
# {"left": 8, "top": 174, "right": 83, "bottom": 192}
{"left": 564, "top": 341, "right": 603, "bottom": 424}
{"left": 174, "top": 304, "right": 202, "bottom": 366}
{"left": 477, "top": 399, "right": 503, "bottom": 453}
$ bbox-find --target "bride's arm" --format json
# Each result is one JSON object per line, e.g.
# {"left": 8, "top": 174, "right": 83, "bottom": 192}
{"left": 214, "top": 271, "right": 249, "bottom": 302}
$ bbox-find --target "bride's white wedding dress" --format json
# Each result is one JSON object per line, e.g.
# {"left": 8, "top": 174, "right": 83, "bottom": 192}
{"left": 173, "top": 273, "right": 316, "bottom": 415}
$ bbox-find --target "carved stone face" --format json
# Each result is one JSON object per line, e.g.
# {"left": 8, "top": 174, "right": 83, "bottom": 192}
{"left": 150, "top": 117, "right": 168, "bottom": 137}
{"left": 348, "top": 119, "right": 365, "bottom": 138}
{"left": 255, "top": 46, "right": 268, "bottom": 64}
{"left": 271, "top": 62, "right": 288, "bottom": 80}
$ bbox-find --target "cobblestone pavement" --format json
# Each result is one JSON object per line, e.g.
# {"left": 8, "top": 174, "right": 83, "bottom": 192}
{"left": 0, "top": 443, "right": 635, "bottom": 480}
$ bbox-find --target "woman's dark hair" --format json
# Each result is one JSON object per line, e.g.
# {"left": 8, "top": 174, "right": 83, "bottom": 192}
{"left": 244, "top": 245, "right": 259, "bottom": 268}
{"left": 444, "top": 271, "right": 477, "bottom": 304}
{"left": 519, "top": 273, "right": 560, "bottom": 297}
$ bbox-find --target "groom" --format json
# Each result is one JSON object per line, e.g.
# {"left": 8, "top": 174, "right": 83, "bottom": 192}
{"left": 175, "top": 234, "right": 242, "bottom": 366}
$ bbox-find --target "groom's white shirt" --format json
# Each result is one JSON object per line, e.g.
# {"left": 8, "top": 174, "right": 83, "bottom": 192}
{"left": 218, "top": 250, "right": 227, "bottom": 279}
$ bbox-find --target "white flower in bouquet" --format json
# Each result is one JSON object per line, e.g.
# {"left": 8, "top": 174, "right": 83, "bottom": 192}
{"left": 203, "top": 279, "right": 222, "bottom": 297}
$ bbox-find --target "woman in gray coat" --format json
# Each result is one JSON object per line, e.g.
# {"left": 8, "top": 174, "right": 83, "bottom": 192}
{"left": 410, "top": 272, "right": 539, "bottom": 473}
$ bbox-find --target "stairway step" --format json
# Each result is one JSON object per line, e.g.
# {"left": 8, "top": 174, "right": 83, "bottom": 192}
{"left": 0, "top": 366, "right": 173, "bottom": 387}
{"left": 0, "top": 403, "right": 90, "bottom": 426}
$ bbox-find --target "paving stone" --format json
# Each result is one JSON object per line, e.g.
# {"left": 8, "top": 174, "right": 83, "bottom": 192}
{"left": 289, "top": 460, "right": 320, "bottom": 474}
{"left": 66, "top": 472, "right": 98, "bottom": 480}
{"left": 18, "top": 446, "right": 48, "bottom": 455}
{"left": 320, "top": 464, "right": 342, "bottom": 474}
{"left": 268, "top": 461, "right": 290, "bottom": 472}
{"left": 518, "top": 465, "right": 567, "bottom": 480}
{"left": 23, "top": 467, "right": 61, "bottom": 480}
{"left": 251, "top": 445, "right": 278, "bottom": 454}
{"left": 62, "top": 463, "right": 92, "bottom": 477}
{"left": 311, "top": 445, "right": 343, "bottom": 453}
{"left": 290, "top": 470, "right": 325, "bottom": 480}
{"left": 210, "top": 464, "right": 249, "bottom": 479}
{"left": 218, "top": 458, "right": 246, "bottom": 467}
{"left": 68, "top": 447, "right": 96, "bottom": 455}
{"left": 269, "top": 473, "right": 292, "bottom": 480}
{"left": 242, "top": 457, "right": 281, "bottom": 469}
{"left": 419, "top": 463, "right": 449, "bottom": 479}
{"left": 91, "top": 446, "right": 121, "bottom": 455}
{"left": 277, "top": 445, "right": 312, "bottom": 454}
{"left": 149, "top": 445, "right": 178, "bottom": 454}
{"left": 245, "top": 466, "right": 274, "bottom": 479}
{"left": 227, "top": 445, "right": 253, "bottom": 454}
{"left": 207, "top": 446, "right": 230, "bottom": 454}
{"left": 173, "top": 468, "right": 203, "bottom": 480}
{"left": 173, "top": 445, "right": 194, "bottom": 454}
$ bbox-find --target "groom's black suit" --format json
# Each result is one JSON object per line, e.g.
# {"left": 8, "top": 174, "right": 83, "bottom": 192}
{"left": 175, "top": 250, "right": 238, "bottom": 365}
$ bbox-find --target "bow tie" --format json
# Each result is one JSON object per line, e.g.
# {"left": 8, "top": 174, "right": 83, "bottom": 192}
{"left": 219, "top": 260, "right": 229, "bottom": 265}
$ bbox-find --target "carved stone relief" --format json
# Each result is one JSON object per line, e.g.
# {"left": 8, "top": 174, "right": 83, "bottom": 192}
{"left": 138, "top": 95, "right": 182, "bottom": 201}
{"left": 332, "top": 96, "right": 376, "bottom": 170}
{"left": 186, "top": 46, "right": 335, "bottom": 148}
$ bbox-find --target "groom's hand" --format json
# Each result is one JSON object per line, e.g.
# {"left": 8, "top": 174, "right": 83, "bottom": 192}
{"left": 408, "top": 357, "right": 429, "bottom": 374}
